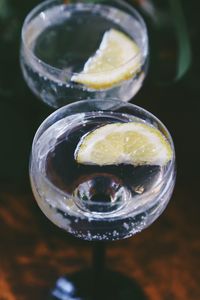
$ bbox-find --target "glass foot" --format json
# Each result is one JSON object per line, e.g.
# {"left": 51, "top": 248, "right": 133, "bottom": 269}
{"left": 49, "top": 269, "right": 147, "bottom": 300}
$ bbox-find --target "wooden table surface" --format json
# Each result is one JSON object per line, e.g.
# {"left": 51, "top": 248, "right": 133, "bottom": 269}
{"left": 0, "top": 179, "right": 199, "bottom": 300}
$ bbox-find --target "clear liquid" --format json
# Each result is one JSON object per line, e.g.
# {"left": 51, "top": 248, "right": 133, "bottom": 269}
{"left": 21, "top": 3, "right": 148, "bottom": 107}
{"left": 33, "top": 7, "right": 126, "bottom": 72}
{"left": 31, "top": 112, "right": 174, "bottom": 241}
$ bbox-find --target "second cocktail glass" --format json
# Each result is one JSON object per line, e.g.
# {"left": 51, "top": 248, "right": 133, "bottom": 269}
{"left": 20, "top": 0, "right": 148, "bottom": 108}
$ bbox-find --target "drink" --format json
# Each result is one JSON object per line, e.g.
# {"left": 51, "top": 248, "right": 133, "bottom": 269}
{"left": 30, "top": 101, "right": 175, "bottom": 241}
{"left": 20, "top": 0, "right": 148, "bottom": 108}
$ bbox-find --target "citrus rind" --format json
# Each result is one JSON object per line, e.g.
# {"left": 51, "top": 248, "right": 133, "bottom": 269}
{"left": 71, "top": 29, "right": 141, "bottom": 90}
{"left": 75, "top": 122, "right": 173, "bottom": 166}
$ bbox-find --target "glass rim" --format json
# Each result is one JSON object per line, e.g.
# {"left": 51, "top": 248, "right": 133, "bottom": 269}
{"left": 31, "top": 99, "right": 176, "bottom": 207}
{"left": 21, "top": 0, "right": 148, "bottom": 78}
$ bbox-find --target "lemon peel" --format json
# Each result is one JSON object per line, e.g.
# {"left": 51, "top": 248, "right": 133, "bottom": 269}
{"left": 71, "top": 29, "right": 141, "bottom": 90}
{"left": 75, "top": 122, "right": 172, "bottom": 166}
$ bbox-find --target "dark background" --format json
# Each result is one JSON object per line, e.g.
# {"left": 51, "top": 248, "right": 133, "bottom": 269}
{"left": 0, "top": 1, "right": 200, "bottom": 299}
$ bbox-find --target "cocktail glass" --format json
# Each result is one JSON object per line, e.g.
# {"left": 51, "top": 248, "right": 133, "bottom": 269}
{"left": 20, "top": 0, "right": 148, "bottom": 108}
{"left": 30, "top": 99, "right": 176, "bottom": 299}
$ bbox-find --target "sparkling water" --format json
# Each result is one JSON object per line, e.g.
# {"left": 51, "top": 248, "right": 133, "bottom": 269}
{"left": 30, "top": 111, "right": 175, "bottom": 241}
{"left": 21, "top": 3, "right": 148, "bottom": 107}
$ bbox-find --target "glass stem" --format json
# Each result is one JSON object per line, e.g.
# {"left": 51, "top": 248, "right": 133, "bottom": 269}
{"left": 92, "top": 242, "right": 106, "bottom": 280}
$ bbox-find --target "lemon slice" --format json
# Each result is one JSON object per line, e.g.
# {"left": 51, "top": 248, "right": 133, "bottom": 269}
{"left": 71, "top": 29, "right": 141, "bottom": 90}
{"left": 75, "top": 122, "right": 172, "bottom": 166}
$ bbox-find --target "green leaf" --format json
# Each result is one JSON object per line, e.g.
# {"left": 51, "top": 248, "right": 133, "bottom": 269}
{"left": 169, "top": 0, "right": 192, "bottom": 81}
{"left": 0, "top": 0, "right": 12, "bottom": 20}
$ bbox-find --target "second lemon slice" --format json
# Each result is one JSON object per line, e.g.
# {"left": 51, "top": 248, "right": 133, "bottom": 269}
{"left": 71, "top": 29, "right": 141, "bottom": 90}
{"left": 75, "top": 122, "right": 172, "bottom": 166}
